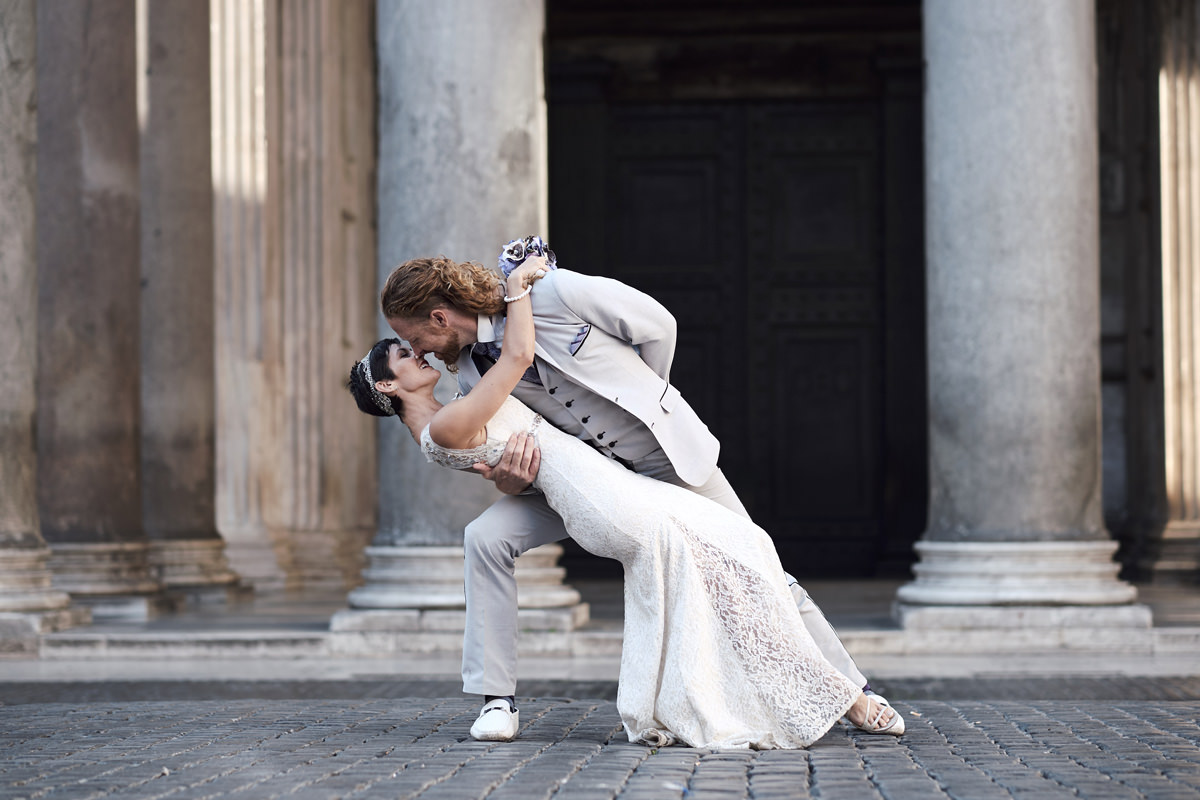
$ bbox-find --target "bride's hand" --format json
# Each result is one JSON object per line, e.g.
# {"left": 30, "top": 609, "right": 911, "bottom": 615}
{"left": 510, "top": 256, "right": 549, "bottom": 289}
{"left": 472, "top": 431, "right": 541, "bottom": 493}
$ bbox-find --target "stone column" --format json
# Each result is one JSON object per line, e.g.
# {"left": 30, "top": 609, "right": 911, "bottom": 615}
{"left": 269, "top": 0, "right": 378, "bottom": 589}
{"left": 1150, "top": 0, "right": 1200, "bottom": 581}
{"left": 212, "top": 0, "right": 377, "bottom": 591}
{"left": 897, "top": 0, "right": 1147, "bottom": 639}
{"left": 0, "top": 0, "right": 88, "bottom": 651}
{"left": 335, "top": 0, "right": 584, "bottom": 635}
{"left": 211, "top": 0, "right": 287, "bottom": 589}
{"left": 138, "top": 0, "right": 240, "bottom": 602}
{"left": 36, "top": 0, "right": 164, "bottom": 620}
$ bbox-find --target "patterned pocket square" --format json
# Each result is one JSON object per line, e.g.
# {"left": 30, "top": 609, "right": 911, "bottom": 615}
{"left": 569, "top": 324, "right": 591, "bottom": 356}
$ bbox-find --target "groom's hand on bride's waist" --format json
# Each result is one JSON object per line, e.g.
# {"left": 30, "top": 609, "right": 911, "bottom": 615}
{"left": 472, "top": 432, "right": 541, "bottom": 495}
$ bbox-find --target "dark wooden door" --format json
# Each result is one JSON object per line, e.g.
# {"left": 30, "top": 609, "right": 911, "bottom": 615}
{"left": 744, "top": 106, "right": 884, "bottom": 571}
{"left": 549, "top": 75, "right": 926, "bottom": 579}
{"left": 605, "top": 105, "right": 748, "bottom": 485}
{"left": 593, "top": 102, "right": 885, "bottom": 573}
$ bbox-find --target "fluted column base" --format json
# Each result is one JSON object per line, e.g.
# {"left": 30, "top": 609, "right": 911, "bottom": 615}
{"left": 220, "top": 526, "right": 289, "bottom": 593}
{"left": 148, "top": 538, "right": 250, "bottom": 607}
{"left": 897, "top": 540, "right": 1139, "bottom": 606}
{"left": 346, "top": 546, "right": 469, "bottom": 609}
{"left": 283, "top": 528, "right": 374, "bottom": 593}
{"left": 1137, "top": 521, "right": 1200, "bottom": 583}
{"left": 0, "top": 546, "right": 72, "bottom": 613}
{"left": 0, "top": 606, "right": 92, "bottom": 655}
{"left": 149, "top": 538, "right": 239, "bottom": 587}
{"left": 332, "top": 543, "right": 588, "bottom": 635}
{"left": 895, "top": 540, "right": 1151, "bottom": 642}
{"left": 47, "top": 541, "right": 166, "bottom": 620}
{"left": 0, "top": 547, "right": 88, "bottom": 654}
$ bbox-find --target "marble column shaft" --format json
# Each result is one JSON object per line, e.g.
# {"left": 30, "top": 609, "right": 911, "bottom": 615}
{"left": 272, "top": 0, "right": 377, "bottom": 588}
{"left": 211, "top": 0, "right": 286, "bottom": 589}
{"left": 35, "top": 0, "right": 161, "bottom": 610}
{"left": 139, "top": 0, "right": 238, "bottom": 593}
{"left": 1154, "top": 0, "right": 1200, "bottom": 580}
{"left": 375, "top": 0, "right": 548, "bottom": 548}
{"left": 350, "top": 0, "right": 583, "bottom": 626}
{"left": 212, "top": 0, "right": 377, "bottom": 590}
{"left": 0, "top": 0, "right": 74, "bottom": 621}
{"left": 899, "top": 0, "right": 1139, "bottom": 612}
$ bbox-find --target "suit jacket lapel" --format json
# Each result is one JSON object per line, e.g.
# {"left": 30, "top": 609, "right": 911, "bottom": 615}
{"left": 533, "top": 339, "right": 564, "bottom": 375}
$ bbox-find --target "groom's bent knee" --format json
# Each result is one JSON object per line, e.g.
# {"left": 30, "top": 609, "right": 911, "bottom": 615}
{"left": 464, "top": 495, "right": 569, "bottom": 565}
{"left": 464, "top": 518, "right": 519, "bottom": 570}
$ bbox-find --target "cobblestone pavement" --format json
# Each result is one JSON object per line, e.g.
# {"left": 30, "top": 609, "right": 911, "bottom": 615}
{"left": 2, "top": 697, "right": 1199, "bottom": 799}
{"left": 4, "top": 676, "right": 1200, "bottom": 705}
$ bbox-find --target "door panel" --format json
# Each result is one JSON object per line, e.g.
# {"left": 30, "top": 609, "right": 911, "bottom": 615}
{"left": 746, "top": 106, "right": 883, "bottom": 570}
{"left": 605, "top": 106, "right": 747, "bottom": 477}
{"left": 550, "top": 96, "right": 920, "bottom": 577}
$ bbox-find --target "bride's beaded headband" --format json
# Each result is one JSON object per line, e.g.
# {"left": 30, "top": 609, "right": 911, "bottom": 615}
{"left": 360, "top": 354, "right": 397, "bottom": 416}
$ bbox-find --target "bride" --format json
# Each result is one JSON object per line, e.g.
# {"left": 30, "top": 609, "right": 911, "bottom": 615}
{"left": 348, "top": 257, "right": 902, "bottom": 748}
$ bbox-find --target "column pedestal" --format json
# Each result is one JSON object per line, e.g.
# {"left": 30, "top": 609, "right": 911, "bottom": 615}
{"left": 282, "top": 529, "right": 373, "bottom": 593}
{"left": 148, "top": 540, "right": 245, "bottom": 606}
{"left": 47, "top": 543, "right": 168, "bottom": 621}
{"left": 331, "top": 543, "right": 588, "bottom": 636}
{"left": 345, "top": 546, "right": 470, "bottom": 609}
{"left": 0, "top": 607, "right": 90, "bottom": 656}
{"left": 0, "top": 547, "right": 72, "bottom": 614}
{"left": 895, "top": 541, "right": 1151, "bottom": 649}
{"left": 897, "top": 541, "right": 1139, "bottom": 606}
{"left": 0, "top": 547, "right": 89, "bottom": 654}
{"left": 1142, "top": 523, "right": 1200, "bottom": 581}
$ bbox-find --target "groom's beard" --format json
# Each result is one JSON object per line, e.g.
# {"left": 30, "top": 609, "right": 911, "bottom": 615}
{"left": 433, "top": 330, "right": 463, "bottom": 367}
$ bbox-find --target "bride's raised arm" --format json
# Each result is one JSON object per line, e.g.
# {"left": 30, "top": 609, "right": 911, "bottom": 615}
{"left": 426, "top": 257, "right": 546, "bottom": 448}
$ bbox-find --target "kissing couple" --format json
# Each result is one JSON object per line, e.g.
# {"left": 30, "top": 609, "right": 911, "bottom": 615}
{"left": 348, "top": 237, "right": 903, "bottom": 748}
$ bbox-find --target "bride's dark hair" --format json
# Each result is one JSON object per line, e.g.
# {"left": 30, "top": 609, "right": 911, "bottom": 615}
{"left": 347, "top": 338, "right": 404, "bottom": 418}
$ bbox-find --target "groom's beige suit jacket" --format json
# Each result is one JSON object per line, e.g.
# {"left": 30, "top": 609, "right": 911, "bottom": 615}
{"left": 453, "top": 268, "right": 720, "bottom": 487}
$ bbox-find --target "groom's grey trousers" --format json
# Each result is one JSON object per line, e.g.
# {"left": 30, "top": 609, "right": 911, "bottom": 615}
{"left": 461, "top": 452, "right": 868, "bottom": 697}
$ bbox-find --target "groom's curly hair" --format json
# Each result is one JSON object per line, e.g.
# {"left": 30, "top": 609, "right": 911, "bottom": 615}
{"left": 381, "top": 256, "right": 505, "bottom": 319}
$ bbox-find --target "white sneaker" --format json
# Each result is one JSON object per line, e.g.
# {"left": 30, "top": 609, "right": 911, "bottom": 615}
{"left": 469, "top": 699, "right": 519, "bottom": 742}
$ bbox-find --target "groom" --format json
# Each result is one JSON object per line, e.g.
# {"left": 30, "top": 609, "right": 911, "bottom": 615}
{"left": 382, "top": 238, "right": 883, "bottom": 741}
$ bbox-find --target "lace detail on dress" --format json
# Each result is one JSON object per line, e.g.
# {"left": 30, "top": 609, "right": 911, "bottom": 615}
{"left": 421, "top": 428, "right": 503, "bottom": 470}
{"left": 420, "top": 413, "right": 543, "bottom": 471}
{"left": 673, "top": 518, "right": 862, "bottom": 745}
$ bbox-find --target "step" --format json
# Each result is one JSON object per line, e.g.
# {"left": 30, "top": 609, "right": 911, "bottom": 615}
{"left": 41, "top": 630, "right": 330, "bottom": 659}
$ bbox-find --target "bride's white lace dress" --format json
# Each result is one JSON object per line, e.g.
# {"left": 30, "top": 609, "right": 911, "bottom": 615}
{"left": 422, "top": 396, "right": 861, "bottom": 749}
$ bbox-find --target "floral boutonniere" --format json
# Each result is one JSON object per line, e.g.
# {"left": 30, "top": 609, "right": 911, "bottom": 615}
{"left": 499, "top": 235, "right": 557, "bottom": 277}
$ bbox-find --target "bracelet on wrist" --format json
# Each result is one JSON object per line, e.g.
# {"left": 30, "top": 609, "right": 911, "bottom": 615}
{"left": 504, "top": 284, "right": 533, "bottom": 303}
